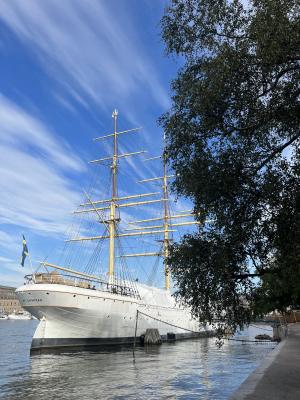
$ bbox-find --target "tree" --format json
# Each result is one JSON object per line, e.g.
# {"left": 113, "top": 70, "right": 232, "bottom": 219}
{"left": 160, "top": 0, "right": 300, "bottom": 333}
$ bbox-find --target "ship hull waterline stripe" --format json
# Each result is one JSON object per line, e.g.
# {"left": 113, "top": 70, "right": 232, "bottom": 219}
{"left": 30, "top": 331, "right": 213, "bottom": 351}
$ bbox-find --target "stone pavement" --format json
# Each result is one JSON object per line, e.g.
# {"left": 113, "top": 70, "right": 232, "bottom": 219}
{"left": 230, "top": 323, "right": 300, "bottom": 399}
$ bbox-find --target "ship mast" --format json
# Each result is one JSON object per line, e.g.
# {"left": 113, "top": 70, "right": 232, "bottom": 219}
{"left": 63, "top": 112, "right": 200, "bottom": 291}
{"left": 68, "top": 111, "right": 177, "bottom": 283}
{"left": 162, "top": 139, "right": 170, "bottom": 290}
{"left": 120, "top": 135, "right": 200, "bottom": 290}
{"left": 109, "top": 109, "right": 118, "bottom": 279}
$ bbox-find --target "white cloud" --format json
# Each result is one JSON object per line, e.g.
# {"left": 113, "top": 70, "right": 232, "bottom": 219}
{"left": 0, "top": 95, "right": 84, "bottom": 171}
{"left": 0, "top": 230, "right": 20, "bottom": 253}
{"left": 0, "top": 256, "right": 13, "bottom": 263}
{"left": 0, "top": 95, "right": 84, "bottom": 234}
{"left": 0, "top": 272, "right": 24, "bottom": 288}
{"left": 0, "top": 0, "right": 170, "bottom": 112}
{"left": 0, "top": 254, "right": 26, "bottom": 287}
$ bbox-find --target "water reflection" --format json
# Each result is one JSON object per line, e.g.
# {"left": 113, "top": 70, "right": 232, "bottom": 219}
{"left": 0, "top": 321, "right": 275, "bottom": 400}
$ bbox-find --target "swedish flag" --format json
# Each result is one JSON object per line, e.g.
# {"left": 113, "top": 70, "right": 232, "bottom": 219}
{"left": 21, "top": 235, "right": 29, "bottom": 267}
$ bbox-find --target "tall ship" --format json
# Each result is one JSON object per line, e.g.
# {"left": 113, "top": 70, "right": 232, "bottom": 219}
{"left": 16, "top": 110, "right": 213, "bottom": 351}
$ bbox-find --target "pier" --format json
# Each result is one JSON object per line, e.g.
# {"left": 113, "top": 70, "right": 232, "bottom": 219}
{"left": 231, "top": 323, "right": 300, "bottom": 399}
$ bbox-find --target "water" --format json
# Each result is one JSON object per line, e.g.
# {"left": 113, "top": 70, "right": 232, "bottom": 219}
{"left": 0, "top": 321, "right": 275, "bottom": 399}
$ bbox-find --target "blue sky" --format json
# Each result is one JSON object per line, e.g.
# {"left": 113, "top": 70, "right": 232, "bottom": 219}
{"left": 0, "top": 0, "right": 195, "bottom": 288}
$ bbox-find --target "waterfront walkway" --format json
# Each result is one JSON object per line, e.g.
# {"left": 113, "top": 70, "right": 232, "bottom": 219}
{"left": 231, "top": 323, "right": 300, "bottom": 399}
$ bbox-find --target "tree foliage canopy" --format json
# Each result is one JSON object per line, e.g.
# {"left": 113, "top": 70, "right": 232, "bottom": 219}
{"left": 160, "top": 0, "right": 300, "bottom": 331}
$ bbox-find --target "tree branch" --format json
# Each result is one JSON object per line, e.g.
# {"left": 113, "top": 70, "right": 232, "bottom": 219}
{"left": 258, "top": 65, "right": 300, "bottom": 98}
{"left": 214, "top": 31, "right": 250, "bottom": 40}
{"left": 248, "top": 253, "right": 261, "bottom": 272}
{"left": 254, "top": 133, "right": 300, "bottom": 173}
{"left": 235, "top": 273, "right": 263, "bottom": 279}
{"left": 235, "top": 268, "right": 279, "bottom": 279}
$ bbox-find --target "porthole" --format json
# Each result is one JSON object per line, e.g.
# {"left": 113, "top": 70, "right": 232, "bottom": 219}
{"left": 88, "top": 297, "right": 90, "bottom": 299}
{"left": 73, "top": 295, "right": 76, "bottom": 298}
{"left": 46, "top": 292, "right": 49, "bottom": 295}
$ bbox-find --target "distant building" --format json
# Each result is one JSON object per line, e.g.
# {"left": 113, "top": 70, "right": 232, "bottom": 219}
{"left": 0, "top": 285, "right": 23, "bottom": 314}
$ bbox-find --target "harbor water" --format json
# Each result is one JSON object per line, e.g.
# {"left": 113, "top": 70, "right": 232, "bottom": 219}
{"left": 0, "top": 320, "right": 275, "bottom": 399}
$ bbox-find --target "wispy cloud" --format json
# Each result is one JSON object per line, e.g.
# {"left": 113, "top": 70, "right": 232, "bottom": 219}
{"left": 0, "top": 253, "right": 27, "bottom": 287}
{"left": 0, "top": 272, "right": 24, "bottom": 288}
{"left": 0, "top": 95, "right": 84, "bottom": 171}
{"left": 0, "top": 230, "right": 20, "bottom": 253}
{"left": 0, "top": 94, "right": 84, "bottom": 234}
{"left": 0, "top": 0, "right": 170, "bottom": 114}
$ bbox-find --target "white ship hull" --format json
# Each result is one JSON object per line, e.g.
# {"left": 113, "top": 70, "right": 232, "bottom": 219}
{"left": 16, "top": 283, "right": 213, "bottom": 351}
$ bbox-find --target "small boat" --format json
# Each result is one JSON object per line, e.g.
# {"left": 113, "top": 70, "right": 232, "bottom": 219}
{"left": 8, "top": 311, "right": 32, "bottom": 320}
{"left": 0, "top": 314, "right": 8, "bottom": 320}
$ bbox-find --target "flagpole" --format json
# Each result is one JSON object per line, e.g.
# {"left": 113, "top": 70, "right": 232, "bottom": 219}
{"left": 27, "top": 253, "right": 34, "bottom": 275}
{"left": 21, "top": 234, "right": 34, "bottom": 276}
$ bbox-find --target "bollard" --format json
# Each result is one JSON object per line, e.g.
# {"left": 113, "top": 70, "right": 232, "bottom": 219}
{"left": 144, "top": 329, "right": 162, "bottom": 345}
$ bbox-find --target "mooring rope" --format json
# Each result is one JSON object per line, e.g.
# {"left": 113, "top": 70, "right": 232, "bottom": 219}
{"left": 133, "top": 309, "right": 204, "bottom": 352}
{"left": 249, "top": 324, "right": 273, "bottom": 332}
{"left": 136, "top": 310, "right": 202, "bottom": 334}
{"left": 134, "top": 311, "right": 277, "bottom": 346}
{"left": 227, "top": 338, "right": 275, "bottom": 343}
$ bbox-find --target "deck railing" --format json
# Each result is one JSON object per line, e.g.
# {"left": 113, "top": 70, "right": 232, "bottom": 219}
{"left": 24, "top": 273, "right": 140, "bottom": 299}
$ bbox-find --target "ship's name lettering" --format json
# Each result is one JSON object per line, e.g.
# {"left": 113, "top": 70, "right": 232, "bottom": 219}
{"left": 26, "top": 298, "right": 42, "bottom": 302}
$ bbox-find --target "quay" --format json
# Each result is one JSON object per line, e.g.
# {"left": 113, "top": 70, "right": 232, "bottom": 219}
{"left": 231, "top": 323, "right": 300, "bottom": 399}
